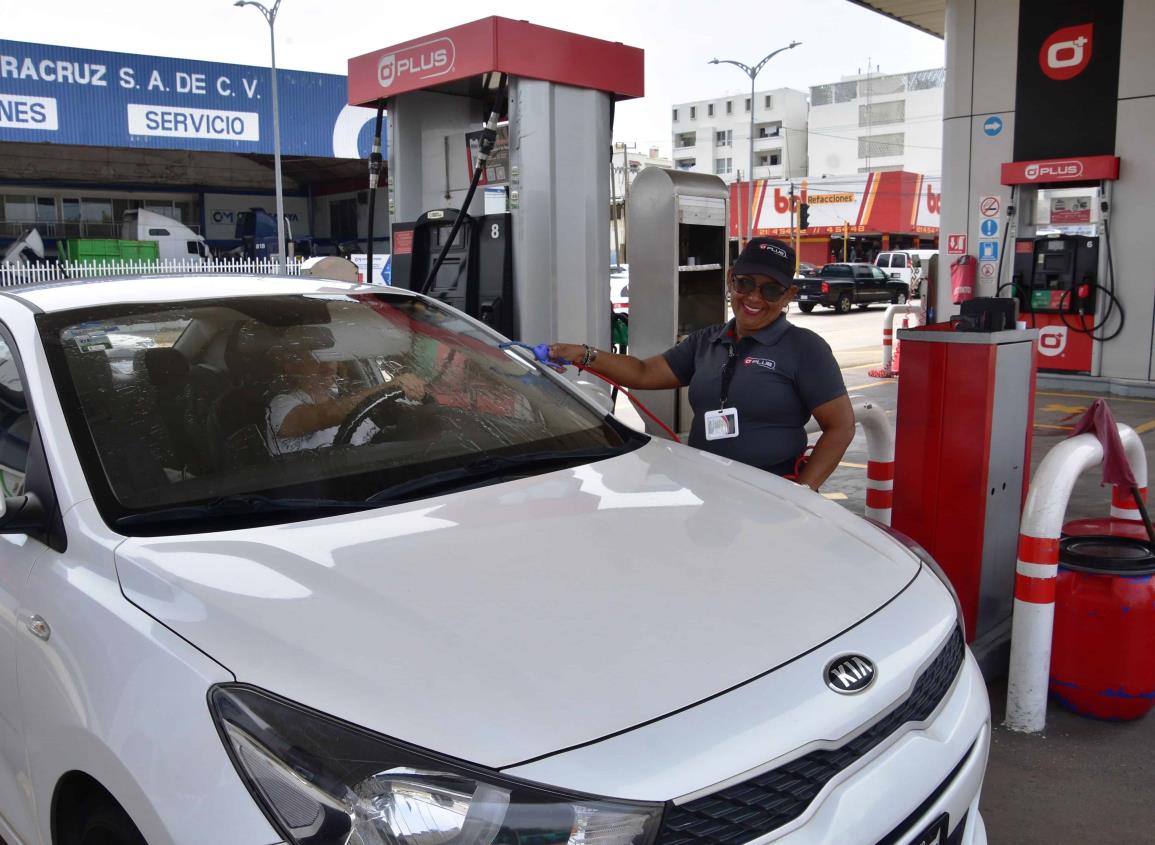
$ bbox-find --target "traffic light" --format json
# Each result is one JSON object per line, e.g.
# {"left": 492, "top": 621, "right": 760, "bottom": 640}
{"left": 799, "top": 202, "right": 811, "bottom": 231}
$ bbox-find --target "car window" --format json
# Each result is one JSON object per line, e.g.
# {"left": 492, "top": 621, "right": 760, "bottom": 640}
{"left": 891, "top": 254, "right": 907, "bottom": 268}
{"left": 0, "top": 335, "right": 31, "bottom": 497}
{"left": 853, "top": 266, "right": 872, "bottom": 280}
{"left": 872, "top": 267, "right": 888, "bottom": 281}
{"left": 876, "top": 255, "right": 890, "bottom": 268}
{"left": 820, "top": 264, "right": 851, "bottom": 277}
{"left": 39, "top": 293, "right": 643, "bottom": 534}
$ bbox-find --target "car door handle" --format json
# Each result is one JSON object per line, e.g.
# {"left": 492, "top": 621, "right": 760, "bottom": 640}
{"left": 19, "top": 612, "right": 50, "bottom": 641}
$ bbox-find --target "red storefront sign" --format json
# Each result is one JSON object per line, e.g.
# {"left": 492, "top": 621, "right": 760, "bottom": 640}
{"left": 729, "top": 171, "right": 940, "bottom": 239}
{"left": 1000, "top": 155, "right": 1120, "bottom": 185}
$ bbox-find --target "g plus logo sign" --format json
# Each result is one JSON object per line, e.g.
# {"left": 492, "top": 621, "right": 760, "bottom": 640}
{"left": 1040, "top": 23, "right": 1093, "bottom": 81}
{"left": 925, "top": 184, "right": 940, "bottom": 215}
{"left": 1024, "top": 160, "right": 1084, "bottom": 181}
{"left": 377, "top": 37, "right": 455, "bottom": 89}
{"left": 1038, "top": 326, "right": 1069, "bottom": 358}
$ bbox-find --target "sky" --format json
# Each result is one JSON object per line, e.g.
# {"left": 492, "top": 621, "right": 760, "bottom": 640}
{"left": 0, "top": 0, "right": 944, "bottom": 153}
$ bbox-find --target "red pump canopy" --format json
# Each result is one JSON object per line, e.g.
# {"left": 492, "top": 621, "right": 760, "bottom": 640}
{"left": 347, "top": 17, "right": 645, "bottom": 106}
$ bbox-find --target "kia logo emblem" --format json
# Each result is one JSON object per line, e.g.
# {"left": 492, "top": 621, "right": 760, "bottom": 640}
{"left": 825, "top": 654, "right": 876, "bottom": 694}
{"left": 377, "top": 37, "right": 455, "bottom": 89}
{"left": 1040, "top": 23, "right": 1094, "bottom": 81}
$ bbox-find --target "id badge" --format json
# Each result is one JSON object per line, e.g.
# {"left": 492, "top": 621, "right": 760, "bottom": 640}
{"left": 704, "top": 407, "right": 740, "bottom": 440}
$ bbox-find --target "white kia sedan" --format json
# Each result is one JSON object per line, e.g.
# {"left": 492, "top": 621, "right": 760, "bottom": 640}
{"left": 0, "top": 275, "right": 989, "bottom": 845}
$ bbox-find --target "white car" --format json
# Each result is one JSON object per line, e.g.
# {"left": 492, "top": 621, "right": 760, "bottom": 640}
{"left": 0, "top": 275, "right": 989, "bottom": 845}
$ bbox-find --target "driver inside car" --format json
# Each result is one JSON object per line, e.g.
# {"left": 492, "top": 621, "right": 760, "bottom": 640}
{"left": 265, "top": 345, "right": 427, "bottom": 455}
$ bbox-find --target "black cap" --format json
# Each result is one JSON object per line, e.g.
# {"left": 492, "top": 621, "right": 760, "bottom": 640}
{"left": 732, "top": 237, "right": 796, "bottom": 286}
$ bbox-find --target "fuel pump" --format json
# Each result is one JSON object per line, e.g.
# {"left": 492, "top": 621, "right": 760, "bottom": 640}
{"left": 1012, "top": 234, "right": 1099, "bottom": 316}
{"left": 347, "top": 17, "right": 644, "bottom": 346}
{"left": 996, "top": 157, "right": 1124, "bottom": 374}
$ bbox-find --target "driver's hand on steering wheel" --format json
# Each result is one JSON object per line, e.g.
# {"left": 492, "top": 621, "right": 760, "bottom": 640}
{"left": 393, "top": 372, "right": 427, "bottom": 402}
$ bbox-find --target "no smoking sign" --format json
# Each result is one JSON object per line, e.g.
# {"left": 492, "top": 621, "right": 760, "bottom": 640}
{"left": 980, "top": 261, "right": 997, "bottom": 279}
{"left": 980, "top": 196, "right": 1001, "bottom": 217}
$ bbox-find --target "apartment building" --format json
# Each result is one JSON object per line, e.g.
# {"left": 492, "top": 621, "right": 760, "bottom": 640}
{"left": 670, "top": 88, "right": 809, "bottom": 182}
{"left": 808, "top": 68, "right": 945, "bottom": 177}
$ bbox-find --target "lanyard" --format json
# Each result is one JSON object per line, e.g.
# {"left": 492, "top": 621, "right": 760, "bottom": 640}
{"left": 719, "top": 345, "right": 738, "bottom": 410}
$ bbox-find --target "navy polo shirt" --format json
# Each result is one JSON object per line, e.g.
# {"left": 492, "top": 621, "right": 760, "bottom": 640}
{"left": 662, "top": 315, "right": 846, "bottom": 470}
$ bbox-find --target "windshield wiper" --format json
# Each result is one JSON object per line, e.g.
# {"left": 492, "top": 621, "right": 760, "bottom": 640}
{"left": 366, "top": 447, "right": 623, "bottom": 504}
{"left": 115, "top": 494, "right": 377, "bottom": 528}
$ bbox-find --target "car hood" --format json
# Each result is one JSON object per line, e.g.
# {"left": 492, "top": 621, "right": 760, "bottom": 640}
{"left": 115, "top": 441, "right": 919, "bottom": 769}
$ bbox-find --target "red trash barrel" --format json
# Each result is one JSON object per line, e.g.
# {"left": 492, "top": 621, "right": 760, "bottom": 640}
{"left": 1049, "top": 536, "right": 1155, "bottom": 721}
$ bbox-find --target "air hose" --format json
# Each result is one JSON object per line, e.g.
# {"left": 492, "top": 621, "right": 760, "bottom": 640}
{"left": 421, "top": 73, "right": 508, "bottom": 296}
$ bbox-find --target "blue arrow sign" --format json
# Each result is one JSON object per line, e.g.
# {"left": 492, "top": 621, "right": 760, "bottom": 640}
{"left": 981, "top": 219, "right": 998, "bottom": 237}
{"left": 983, "top": 116, "right": 1004, "bottom": 137}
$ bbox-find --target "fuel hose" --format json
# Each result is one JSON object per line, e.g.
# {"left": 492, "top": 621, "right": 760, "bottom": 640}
{"left": 365, "top": 100, "right": 385, "bottom": 282}
{"left": 421, "top": 73, "right": 508, "bottom": 295}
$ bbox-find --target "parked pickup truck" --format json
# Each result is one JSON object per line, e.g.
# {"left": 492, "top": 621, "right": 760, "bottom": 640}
{"left": 795, "top": 262, "right": 910, "bottom": 314}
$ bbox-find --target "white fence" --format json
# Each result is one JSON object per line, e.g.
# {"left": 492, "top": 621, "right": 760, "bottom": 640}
{"left": 0, "top": 258, "right": 302, "bottom": 288}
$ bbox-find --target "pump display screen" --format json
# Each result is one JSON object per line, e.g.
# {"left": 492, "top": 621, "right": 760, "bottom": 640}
{"left": 1042, "top": 253, "right": 1071, "bottom": 273}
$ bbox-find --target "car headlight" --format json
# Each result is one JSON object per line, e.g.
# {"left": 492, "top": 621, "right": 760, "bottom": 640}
{"left": 210, "top": 685, "right": 663, "bottom": 845}
{"left": 865, "top": 518, "right": 965, "bottom": 628}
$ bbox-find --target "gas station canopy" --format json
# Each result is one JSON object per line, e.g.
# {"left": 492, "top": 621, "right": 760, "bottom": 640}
{"left": 347, "top": 16, "right": 644, "bottom": 107}
{"left": 847, "top": 1, "right": 946, "bottom": 38}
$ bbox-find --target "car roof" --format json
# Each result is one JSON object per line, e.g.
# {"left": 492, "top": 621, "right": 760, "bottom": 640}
{"left": 2, "top": 274, "right": 403, "bottom": 314}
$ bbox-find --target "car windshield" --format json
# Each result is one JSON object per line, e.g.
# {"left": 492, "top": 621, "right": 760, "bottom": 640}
{"left": 39, "top": 292, "right": 644, "bottom": 534}
{"left": 820, "top": 264, "right": 853, "bottom": 277}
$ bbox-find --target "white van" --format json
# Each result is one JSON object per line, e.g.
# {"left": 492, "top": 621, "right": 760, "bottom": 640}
{"left": 876, "top": 250, "right": 932, "bottom": 298}
{"left": 122, "top": 209, "right": 212, "bottom": 263}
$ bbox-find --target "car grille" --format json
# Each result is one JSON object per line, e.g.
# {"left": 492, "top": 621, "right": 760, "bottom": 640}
{"left": 656, "top": 626, "right": 966, "bottom": 845}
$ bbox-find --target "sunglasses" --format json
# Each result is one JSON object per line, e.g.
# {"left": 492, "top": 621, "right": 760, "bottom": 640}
{"left": 731, "top": 275, "right": 789, "bottom": 302}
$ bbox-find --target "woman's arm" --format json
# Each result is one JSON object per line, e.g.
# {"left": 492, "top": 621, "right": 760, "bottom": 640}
{"left": 795, "top": 394, "right": 855, "bottom": 491}
{"left": 548, "top": 343, "right": 683, "bottom": 390}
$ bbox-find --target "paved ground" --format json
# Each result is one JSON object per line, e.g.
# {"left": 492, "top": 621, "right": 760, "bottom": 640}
{"left": 616, "top": 308, "right": 1155, "bottom": 843}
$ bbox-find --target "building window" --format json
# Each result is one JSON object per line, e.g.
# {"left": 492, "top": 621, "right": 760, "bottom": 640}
{"left": 764, "top": 94, "right": 773, "bottom": 109}
{"left": 726, "top": 100, "right": 733, "bottom": 115}
{"left": 758, "top": 122, "right": 782, "bottom": 138}
{"left": 714, "top": 157, "right": 732, "bottom": 175}
{"left": 675, "top": 131, "right": 696, "bottom": 148}
{"left": 858, "top": 132, "right": 905, "bottom": 158}
{"left": 715, "top": 130, "right": 732, "bottom": 147}
{"left": 675, "top": 158, "right": 697, "bottom": 171}
{"left": 672, "top": 108, "right": 679, "bottom": 121}
{"left": 690, "top": 106, "right": 697, "bottom": 119}
{"left": 859, "top": 100, "right": 906, "bottom": 127}
{"left": 707, "top": 103, "right": 714, "bottom": 117}
{"left": 757, "top": 151, "right": 781, "bottom": 167}
{"left": 744, "top": 98, "right": 751, "bottom": 112}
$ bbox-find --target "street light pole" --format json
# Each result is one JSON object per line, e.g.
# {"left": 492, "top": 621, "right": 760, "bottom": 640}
{"left": 710, "top": 41, "right": 800, "bottom": 246}
{"left": 235, "top": 0, "right": 286, "bottom": 274}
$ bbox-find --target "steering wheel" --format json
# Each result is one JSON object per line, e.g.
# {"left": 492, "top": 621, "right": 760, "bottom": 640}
{"left": 333, "top": 387, "right": 429, "bottom": 447}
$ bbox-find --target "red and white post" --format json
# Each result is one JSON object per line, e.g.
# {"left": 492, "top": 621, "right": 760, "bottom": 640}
{"left": 869, "top": 304, "right": 922, "bottom": 379}
{"left": 1006, "top": 423, "right": 1145, "bottom": 733}
{"left": 806, "top": 395, "right": 895, "bottom": 524}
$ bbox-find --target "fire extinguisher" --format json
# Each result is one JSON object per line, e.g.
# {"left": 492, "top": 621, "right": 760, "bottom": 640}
{"left": 950, "top": 254, "right": 976, "bottom": 305}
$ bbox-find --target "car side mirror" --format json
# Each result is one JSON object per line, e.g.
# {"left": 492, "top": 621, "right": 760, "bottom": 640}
{"left": 0, "top": 494, "right": 44, "bottom": 533}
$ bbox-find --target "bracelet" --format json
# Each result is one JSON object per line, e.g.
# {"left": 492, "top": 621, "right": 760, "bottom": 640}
{"left": 581, "top": 344, "right": 599, "bottom": 368}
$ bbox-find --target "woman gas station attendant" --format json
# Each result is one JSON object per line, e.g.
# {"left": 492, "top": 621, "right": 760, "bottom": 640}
{"left": 550, "top": 237, "right": 855, "bottom": 491}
